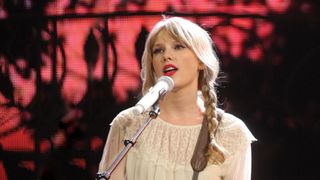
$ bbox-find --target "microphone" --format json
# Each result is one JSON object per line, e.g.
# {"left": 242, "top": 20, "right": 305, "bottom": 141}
{"left": 133, "top": 76, "right": 174, "bottom": 115}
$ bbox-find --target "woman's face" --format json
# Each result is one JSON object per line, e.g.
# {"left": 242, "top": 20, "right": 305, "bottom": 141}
{"left": 151, "top": 30, "right": 202, "bottom": 91}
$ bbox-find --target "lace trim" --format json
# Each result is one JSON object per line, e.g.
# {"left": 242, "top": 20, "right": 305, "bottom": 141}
{"left": 215, "top": 113, "right": 257, "bottom": 158}
{"left": 127, "top": 148, "right": 219, "bottom": 171}
{"left": 113, "top": 107, "right": 256, "bottom": 165}
{"left": 132, "top": 118, "right": 201, "bottom": 166}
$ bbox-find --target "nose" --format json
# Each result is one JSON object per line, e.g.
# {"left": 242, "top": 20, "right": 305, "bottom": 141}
{"left": 162, "top": 49, "right": 173, "bottom": 62}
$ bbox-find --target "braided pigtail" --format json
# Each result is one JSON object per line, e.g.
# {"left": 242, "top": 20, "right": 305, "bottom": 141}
{"left": 200, "top": 75, "right": 225, "bottom": 165}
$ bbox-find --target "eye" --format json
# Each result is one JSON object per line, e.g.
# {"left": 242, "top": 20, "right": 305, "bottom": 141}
{"left": 174, "top": 44, "right": 186, "bottom": 50}
{"left": 152, "top": 48, "right": 163, "bottom": 55}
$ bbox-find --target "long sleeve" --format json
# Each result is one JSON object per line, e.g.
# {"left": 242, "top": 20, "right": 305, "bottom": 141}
{"left": 98, "top": 120, "right": 126, "bottom": 180}
{"left": 222, "top": 142, "right": 253, "bottom": 180}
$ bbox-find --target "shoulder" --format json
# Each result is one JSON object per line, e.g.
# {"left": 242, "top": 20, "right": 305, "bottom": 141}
{"left": 110, "top": 107, "right": 149, "bottom": 130}
{"left": 218, "top": 111, "right": 252, "bottom": 135}
{"left": 215, "top": 109, "right": 257, "bottom": 157}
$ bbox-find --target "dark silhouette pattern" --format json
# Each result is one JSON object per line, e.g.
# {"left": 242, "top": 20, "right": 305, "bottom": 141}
{"left": 0, "top": 1, "right": 320, "bottom": 180}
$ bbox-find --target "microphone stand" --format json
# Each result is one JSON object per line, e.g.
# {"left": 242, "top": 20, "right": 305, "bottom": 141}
{"left": 96, "top": 102, "right": 160, "bottom": 180}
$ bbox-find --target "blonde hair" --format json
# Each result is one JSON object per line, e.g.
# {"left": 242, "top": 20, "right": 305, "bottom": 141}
{"left": 140, "top": 16, "right": 225, "bottom": 164}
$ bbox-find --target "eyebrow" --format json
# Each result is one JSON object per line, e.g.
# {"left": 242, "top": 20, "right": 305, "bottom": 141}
{"left": 153, "top": 43, "right": 162, "bottom": 47}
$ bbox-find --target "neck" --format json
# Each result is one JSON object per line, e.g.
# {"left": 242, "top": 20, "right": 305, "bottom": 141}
{"left": 158, "top": 87, "right": 203, "bottom": 125}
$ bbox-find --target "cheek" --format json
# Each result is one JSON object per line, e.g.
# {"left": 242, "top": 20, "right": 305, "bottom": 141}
{"left": 151, "top": 60, "right": 162, "bottom": 76}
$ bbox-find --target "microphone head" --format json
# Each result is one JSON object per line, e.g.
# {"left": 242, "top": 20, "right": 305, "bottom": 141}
{"left": 158, "top": 76, "right": 174, "bottom": 91}
{"left": 132, "top": 76, "right": 174, "bottom": 116}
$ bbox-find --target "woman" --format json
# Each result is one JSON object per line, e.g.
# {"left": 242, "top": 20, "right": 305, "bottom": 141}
{"left": 98, "top": 16, "right": 256, "bottom": 180}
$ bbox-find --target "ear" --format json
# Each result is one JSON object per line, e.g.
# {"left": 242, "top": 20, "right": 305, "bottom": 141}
{"left": 198, "top": 62, "right": 205, "bottom": 70}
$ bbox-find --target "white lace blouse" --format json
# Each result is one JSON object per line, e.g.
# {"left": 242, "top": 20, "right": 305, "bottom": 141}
{"left": 98, "top": 107, "right": 256, "bottom": 180}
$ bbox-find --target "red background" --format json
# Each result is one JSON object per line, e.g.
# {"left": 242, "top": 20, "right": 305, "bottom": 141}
{"left": 1, "top": 0, "right": 320, "bottom": 179}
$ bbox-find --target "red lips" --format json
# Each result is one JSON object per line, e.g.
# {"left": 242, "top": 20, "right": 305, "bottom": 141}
{"left": 163, "top": 64, "right": 178, "bottom": 76}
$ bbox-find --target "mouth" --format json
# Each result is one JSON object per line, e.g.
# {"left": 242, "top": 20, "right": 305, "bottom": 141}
{"left": 163, "top": 64, "right": 178, "bottom": 76}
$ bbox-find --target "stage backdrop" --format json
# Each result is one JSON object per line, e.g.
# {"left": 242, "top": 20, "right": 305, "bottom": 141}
{"left": 1, "top": 1, "right": 320, "bottom": 180}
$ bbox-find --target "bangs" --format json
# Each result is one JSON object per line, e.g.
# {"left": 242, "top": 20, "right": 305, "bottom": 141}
{"left": 149, "top": 23, "right": 193, "bottom": 52}
{"left": 164, "top": 23, "right": 193, "bottom": 48}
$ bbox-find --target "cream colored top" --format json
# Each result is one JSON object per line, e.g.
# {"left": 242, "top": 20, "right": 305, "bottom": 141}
{"left": 98, "top": 107, "right": 256, "bottom": 180}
